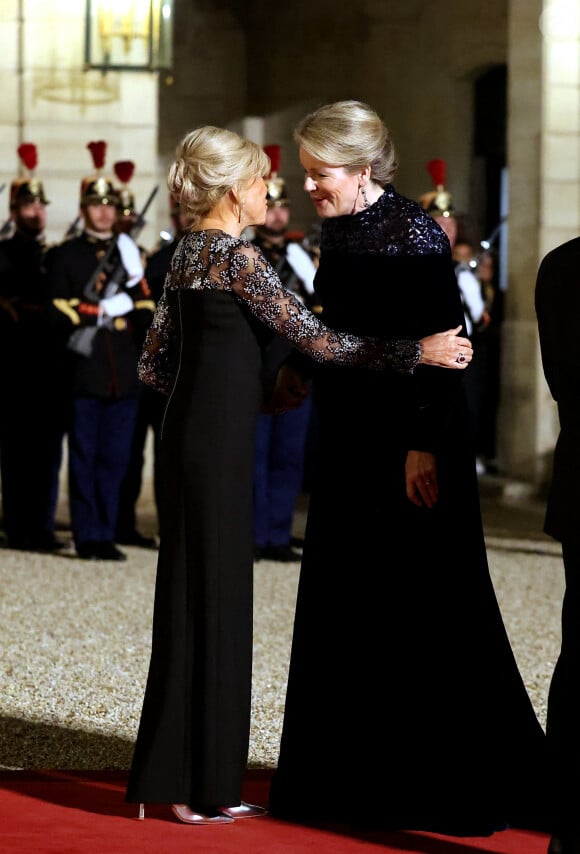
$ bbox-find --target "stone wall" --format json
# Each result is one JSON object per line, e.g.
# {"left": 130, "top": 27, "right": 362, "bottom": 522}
{"left": 158, "top": 0, "right": 509, "bottom": 236}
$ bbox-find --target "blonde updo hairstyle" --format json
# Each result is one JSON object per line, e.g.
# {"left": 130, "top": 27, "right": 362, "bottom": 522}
{"left": 294, "top": 100, "right": 398, "bottom": 186}
{"left": 168, "top": 126, "right": 270, "bottom": 225}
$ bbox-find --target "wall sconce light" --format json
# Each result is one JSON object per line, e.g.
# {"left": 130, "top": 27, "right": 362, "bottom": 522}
{"left": 85, "top": 0, "right": 174, "bottom": 71}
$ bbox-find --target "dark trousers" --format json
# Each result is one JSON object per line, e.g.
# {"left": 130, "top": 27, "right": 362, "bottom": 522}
{"left": 116, "top": 388, "right": 164, "bottom": 537}
{"left": 69, "top": 396, "right": 138, "bottom": 545}
{"left": 0, "top": 385, "right": 67, "bottom": 545}
{"left": 253, "top": 397, "right": 311, "bottom": 548}
{"left": 546, "top": 540, "right": 580, "bottom": 832}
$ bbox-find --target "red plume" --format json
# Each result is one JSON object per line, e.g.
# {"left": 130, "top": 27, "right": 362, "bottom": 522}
{"left": 427, "top": 158, "right": 447, "bottom": 187}
{"left": 17, "top": 143, "right": 38, "bottom": 172}
{"left": 87, "top": 141, "right": 107, "bottom": 170}
{"left": 114, "top": 160, "right": 135, "bottom": 184}
{"left": 264, "top": 144, "right": 281, "bottom": 175}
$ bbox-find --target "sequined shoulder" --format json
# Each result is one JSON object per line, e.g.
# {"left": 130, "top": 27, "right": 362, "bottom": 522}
{"left": 320, "top": 185, "right": 450, "bottom": 257}
{"left": 167, "top": 229, "right": 255, "bottom": 290}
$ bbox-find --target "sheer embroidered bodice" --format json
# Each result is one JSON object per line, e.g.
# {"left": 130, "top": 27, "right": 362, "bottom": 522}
{"left": 320, "top": 184, "right": 450, "bottom": 257}
{"left": 138, "top": 229, "right": 420, "bottom": 394}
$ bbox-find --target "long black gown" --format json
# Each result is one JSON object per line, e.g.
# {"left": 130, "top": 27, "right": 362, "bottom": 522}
{"left": 269, "top": 187, "right": 550, "bottom": 835}
{"left": 125, "top": 228, "right": 420, "bottom": 809}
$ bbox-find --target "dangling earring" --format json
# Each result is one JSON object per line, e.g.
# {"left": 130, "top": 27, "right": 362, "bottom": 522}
{"left": 238, "top": 199, "right": 245, "bottom": 224}
{"left": 361, "top": 185, "right": 370, "bottom": 208}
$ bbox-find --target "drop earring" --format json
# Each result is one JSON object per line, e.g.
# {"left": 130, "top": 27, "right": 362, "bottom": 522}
{"left": 361, "top": 185, "right": 370, "bottom": 208}
{"left": 238, "top": 199, "right": 245, "bottom": 224}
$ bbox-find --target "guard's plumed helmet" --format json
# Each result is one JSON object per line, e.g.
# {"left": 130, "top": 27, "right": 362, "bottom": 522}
{"left": 80, "top": 140, "right": 117, "bottom": 206}
{"left": 264, "top": 144, "right": 289, "bottom": 207}
{"left": 10, "top": 143, "right": 49, "bottom": 208}
{"left": 419, "top": 158, "right": 454, "bottom": 218}
{"left": 114, "top": 160, "right": 137, "bottom": 216}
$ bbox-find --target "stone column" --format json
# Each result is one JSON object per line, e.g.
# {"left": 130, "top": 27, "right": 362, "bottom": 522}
{"left": 500, "top": 0, "right": 580, "bottom": 488}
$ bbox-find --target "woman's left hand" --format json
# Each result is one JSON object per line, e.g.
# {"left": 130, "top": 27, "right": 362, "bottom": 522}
{"left": 418, "top": 326, "right": 473, "bottom": 369}
{"left": 406, "top": 450, "right": 438, "bottom": 508}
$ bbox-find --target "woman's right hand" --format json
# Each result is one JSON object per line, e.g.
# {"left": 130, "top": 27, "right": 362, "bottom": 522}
{"left": 418, "top": 326, "right": 473, "bottom": 369}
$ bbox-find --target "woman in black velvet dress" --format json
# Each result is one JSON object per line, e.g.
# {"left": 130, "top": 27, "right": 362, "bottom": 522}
{"left": 124, "top": 125, "right": 471, "bottom": 825}
{"left": 269, "top": 101, "right": 550, "bottom": 836}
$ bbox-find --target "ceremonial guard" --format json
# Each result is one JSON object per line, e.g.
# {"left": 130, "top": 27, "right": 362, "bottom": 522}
{"left": 112, "top": 160, "right": 150, "bottom": 262}
{"left": 113, "top": 165, "right": 160, "bottom": 548}
{"left": 252, "top": 145, "right": 319, "bottom": 562}
{"left": 420, "top": 160, "right": 488, "bottom": 471}
{"left": 113, "top": 160, "right": 140, "bottom": 236}
{"left": 419, "top": 159, "right": 486, "bottom": 338}
{"left": 0, "top": 144, "right": 67, "bottom": 551}
{"left": 145, "top": 194, "right": 192, "bottom": 299}
{"left": 115, "top": 194, "right": 192, "bottom": 547}
{"left": 46, "top": 141, "right": 155, "bottom": 560}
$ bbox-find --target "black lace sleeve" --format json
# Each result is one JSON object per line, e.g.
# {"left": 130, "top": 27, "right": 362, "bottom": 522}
{"left": 222, "top": 242, "right": 420, "bottom": 373}
{"left": 137, "top": 231, "right": 421, "bottom": 395}
{"left": 137, "top": 281, "right": 177, "bottom": 394}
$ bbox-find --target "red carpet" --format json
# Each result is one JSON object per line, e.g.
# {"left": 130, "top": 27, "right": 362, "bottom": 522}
{"left": 0, "top": 769, "right": 550, "bottom": 853}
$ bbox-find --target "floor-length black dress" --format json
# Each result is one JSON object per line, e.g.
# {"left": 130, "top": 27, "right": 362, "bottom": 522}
{"left": 269, "top": 188, "right": 550, "bottom": 835}
{"left": 125, "top": 229, "right": 421, "bottom": 809}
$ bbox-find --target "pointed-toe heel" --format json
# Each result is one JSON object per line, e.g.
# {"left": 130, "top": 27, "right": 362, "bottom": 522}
{"left": 171, "top": 803, "right": 234, "bottom": 825}
{"left": 219, "top": 800, "right": 267, "bottom": 818}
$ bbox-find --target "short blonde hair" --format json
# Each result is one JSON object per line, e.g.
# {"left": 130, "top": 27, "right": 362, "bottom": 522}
{"left": 168, "top": 126, "right": 270, "bottom": 224}
{"left": 294, "top": 100, "right": 398, "bottom": 185}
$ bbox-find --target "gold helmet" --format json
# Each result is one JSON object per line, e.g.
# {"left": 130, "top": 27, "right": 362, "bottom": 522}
{"left": 419, "top": 158, "right": 454, "bottom": 218}
{"left": 80, "top": 140, "right": 117, "bottom": 206}
{"left": 114, "top": 160, "right": 137, "bottom": 216}
{"left": 263, "top": 144, "right": 289, "bottom": 207}
{"left": 10, "top": 143, "right": 49, "bottom": 208}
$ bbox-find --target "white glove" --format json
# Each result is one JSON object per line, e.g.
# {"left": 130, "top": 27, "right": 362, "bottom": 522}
{"left": 456, "top": 267, "right": 485, "bottom": 336}
{"left": 286, "top": 242, "right": 317, "bottom": 295}
{"left": 100, "top": 292, "right": 134, "bottom": 318}
{"left": 117, "top": 232, "right": 144, "bottom": 288}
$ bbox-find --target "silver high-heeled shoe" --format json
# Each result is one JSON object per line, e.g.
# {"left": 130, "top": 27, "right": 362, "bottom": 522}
{"left": 219, "top": 801, "right": 267, "bottom": 818}
{"left": 172, "top": 803, "right": 234, "bottom": 825}
{"left": 137, "top": 803, "right": 234, "bottom": 825}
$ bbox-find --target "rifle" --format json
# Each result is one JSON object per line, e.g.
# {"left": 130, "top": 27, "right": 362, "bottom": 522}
{"left": 0, "top": 218, "right": 14, "bottom": 239}
{"left": 64, "top": 215, "right": 81, "bottom": 240}
{"left": 478, "top": 216, "right": 507, "bottom": 255}
{"left": 131, "top": 183, "right": 158, "bottom": 235}
{"left": 83, "top": 184, "right": 159, "bottom": 301}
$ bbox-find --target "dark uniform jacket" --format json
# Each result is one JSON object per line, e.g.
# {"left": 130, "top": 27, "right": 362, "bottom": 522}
{"left": 145, "top": 237, "right": 178, "bottom": 304}
{"left": 0, "top": 230, "right": 64, "bottom": 398}
{"left": 535, "top": 236, "right": 580, "bottom": 544}
{"left": 46, "top": 232, "right": 155, "bottom": 399}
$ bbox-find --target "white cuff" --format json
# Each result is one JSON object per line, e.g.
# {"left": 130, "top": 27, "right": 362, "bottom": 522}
{"left": 286, "top": 242, "right": 317, "bottom": 294}
{"left": 101, "top": 292, "right": 134, "bottom": 317}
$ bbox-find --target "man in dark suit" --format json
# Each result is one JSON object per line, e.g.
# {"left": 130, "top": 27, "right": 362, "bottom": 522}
{"left": 535, "top": 238, "right": 580, "bottom": 854}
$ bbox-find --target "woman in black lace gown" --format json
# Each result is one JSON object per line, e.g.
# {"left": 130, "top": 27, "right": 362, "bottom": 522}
{"left": 124, "top": 125, "right": 471, "bottom": 825}
{"left": 268, "top": 101, "right": 551, "bottom": 836}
